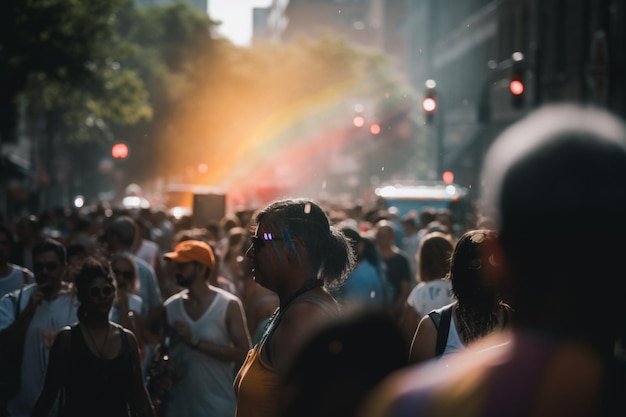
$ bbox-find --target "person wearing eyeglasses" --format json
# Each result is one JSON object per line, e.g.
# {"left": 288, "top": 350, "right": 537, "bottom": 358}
{"left": 30, "top": 256, "right": 155, "bottom": 417}
{"left": 408, "top": 229, "right": 512, "bottom": 364}
{"left": 0, "top": 238, "right": 78, "bottom": 417}
{"left": 110, "top": 252, "right": 147, "bottom": 360}
{"left": 159, "top": 239, "right": 251, "bottom": 417}
{"left": 233, "top": 199, "right": 356, "bottom": 417}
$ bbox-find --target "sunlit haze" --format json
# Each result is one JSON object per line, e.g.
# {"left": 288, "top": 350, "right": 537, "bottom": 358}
{"left": 209, "top": 0, "right": 272, "bottom": 47}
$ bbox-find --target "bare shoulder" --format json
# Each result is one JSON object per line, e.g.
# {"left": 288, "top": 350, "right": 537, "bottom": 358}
{"left": 279, "top": 294, "right": 339, "bottom": 333}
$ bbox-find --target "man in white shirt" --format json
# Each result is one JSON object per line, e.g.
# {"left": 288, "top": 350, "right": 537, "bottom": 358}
{"left": 0, "top": 238, "right": 78, "bottom": 417}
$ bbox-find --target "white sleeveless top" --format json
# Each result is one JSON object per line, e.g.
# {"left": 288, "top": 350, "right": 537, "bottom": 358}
{"left": 164, "top": 288, "right": 239, "bottom": 417}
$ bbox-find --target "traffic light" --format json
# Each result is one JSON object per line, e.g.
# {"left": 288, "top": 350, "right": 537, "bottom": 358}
{"left": 352, "top": 114, "right": 365, "bottom": 128}
{"left": 111, "top": 143, "right": 129, "bottom": 159}
{"left": 422, "top": 79, "right": 437, "bottom": 124}
{"left": 510, "top": 66, "right": 525, "bottom": 109}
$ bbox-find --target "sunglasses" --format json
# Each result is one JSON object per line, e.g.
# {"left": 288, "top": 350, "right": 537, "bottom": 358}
{"left": 34, "top": 262, "right": 60, "bottom": 272}
{"left": 251, "top": 232, "right": 283, "bottom": 251}
{"left": 113, "top": 269, "right": 134, "bottom": 280}
{"left": 89, "top": 285, "right": 115, "bottom": 298}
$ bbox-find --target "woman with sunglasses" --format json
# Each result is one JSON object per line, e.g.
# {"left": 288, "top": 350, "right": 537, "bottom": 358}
{"left": 408, "top": 229, "right": 513, "bottom": 364}
{"left": 30, "top": 256, "right": 155, "bottom": 417}
{"left": 234, "top": 199, "right": 356, "bottom": 417}
{"left": 110, "top": 252, "right": 147, "bottom": 360}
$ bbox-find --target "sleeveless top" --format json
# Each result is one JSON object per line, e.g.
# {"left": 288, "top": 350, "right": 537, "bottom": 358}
{"left": 163, "top": 288, "right": 240, "bottom": 417}
{"left": 62, "top": 324, "right": 135, "bottom": 417}
{"left": 234, "top": 294, "right": 340, "bottom": 417}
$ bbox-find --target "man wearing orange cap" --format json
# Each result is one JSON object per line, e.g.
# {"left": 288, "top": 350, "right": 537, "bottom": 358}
{"left": 160, "top": 239, "right": 251, "bottom": 417}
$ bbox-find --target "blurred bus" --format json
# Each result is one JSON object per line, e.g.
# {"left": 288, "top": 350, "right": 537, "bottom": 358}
{"left": 373, "top": 181, "right": 473, "bottom": 235}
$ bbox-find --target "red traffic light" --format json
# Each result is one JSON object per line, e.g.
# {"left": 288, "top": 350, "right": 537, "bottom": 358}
{"left": 111, "top": 143, "right": 129, "bottom": 159}
{"left": 442, "top": 170, "right": 454, "bottom": 184}
{"left": 422, "top": 97, "right": 437, "bottom": 113}
{"left": 509, "top": 79, "right": 524, "bottom": 96}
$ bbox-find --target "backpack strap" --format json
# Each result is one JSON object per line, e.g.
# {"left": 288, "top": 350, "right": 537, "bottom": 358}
{"left": 428, "top": 303, "right": 454, "bottom": 357}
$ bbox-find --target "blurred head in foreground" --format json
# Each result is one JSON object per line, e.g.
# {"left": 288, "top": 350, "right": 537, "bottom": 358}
{"left": 480, "top": 104, "right": 626, "bottom": 352}
{"left": 358, "top": 104, "right": 626, "bottom": 417}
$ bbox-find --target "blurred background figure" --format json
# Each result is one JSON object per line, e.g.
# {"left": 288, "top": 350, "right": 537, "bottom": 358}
{"left": 110, "top": 252, "right": 148, "bottom": 360}
{"left": 330, "top": 225, "right": 385, "bottom": 313}
{"left": 64, "top": 243, "right": 89, "bottom": 284}
{"left": 10, "top": 215, "right": 43, "bottom": 272}
{"left": 374, "top": 219, "right": 412, "bottom": 323}
{"left": 0, "top": 225, "right": 35, "bottom": 297}
{"left": 399, "top": 231, "right": 455, "bottom": 349}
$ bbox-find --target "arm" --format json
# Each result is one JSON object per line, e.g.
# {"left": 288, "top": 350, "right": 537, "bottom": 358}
{"left": 0, "top": 286, "right": 42, "bottom": 353}
{"left": 398, "top": 302, "right": 421, "bottom": 352}
{"left": 390, "top": 279, "right": 411, "bottom": 320}
{"left": 408, "top": 314, "right": 438, "bottom": 364}
{"left": 126, "top": 329, "right": 156, "bottom": 417}
{"left": 30, "top": 329, "right": 71, "bottom": 417}
{"left": 193, "top": 299, "right": 252, "bottom": 364}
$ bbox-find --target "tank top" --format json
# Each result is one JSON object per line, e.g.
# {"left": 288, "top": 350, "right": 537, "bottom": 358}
{"left": 234, "top": 291, "right": 339, "bottom": 417}
{"left": 62, "top": 324, "right": 135, "bottom": 417}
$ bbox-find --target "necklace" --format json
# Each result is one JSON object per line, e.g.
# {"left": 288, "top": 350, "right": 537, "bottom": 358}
{"left": 262, "top": 279, "right": 324, "bottom": 340}
{"left": 85, "top": 323, "right": 111, "bottom": 358}
{"left": 281, "top": 279, "right": 324, "bottom": 309}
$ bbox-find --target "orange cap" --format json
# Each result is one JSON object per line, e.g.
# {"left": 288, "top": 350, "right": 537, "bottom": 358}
{"left": 163, "top": 240, "right": 215, "bottom": 268}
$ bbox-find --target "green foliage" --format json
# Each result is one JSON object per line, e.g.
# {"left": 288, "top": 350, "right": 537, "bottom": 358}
{"left": 1, "top": 0, "right": 152, "bottom": 144}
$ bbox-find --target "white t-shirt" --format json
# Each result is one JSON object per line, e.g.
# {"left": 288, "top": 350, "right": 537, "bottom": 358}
{"left": 0, "top": 264, "right": 35, "bottom": 298}
{"left": 0, "top": 284, "right": 79, "bottom": 417}
{"left": 406, "top": 279, "right": 454, "bottom": 317}
{"left": 135, "top": 238, "right": 160, "bottom": 268}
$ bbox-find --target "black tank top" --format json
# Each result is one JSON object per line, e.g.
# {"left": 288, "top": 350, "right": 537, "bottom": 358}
{"left": 63, "top": 324, "right": 135, "bottom": 417}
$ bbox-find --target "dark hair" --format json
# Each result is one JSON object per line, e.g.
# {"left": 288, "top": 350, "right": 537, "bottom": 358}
{"left": 450, "top": 229, "right": 502, "bottom": 343}
{"left": 75, "top": 256, "right": 115, "bottom": 320}
{"left": 66, "top": 243, "right": 88, "bottom": 260}
{"left": 254, "top": 199, "right": 355, "bottom": 286}
{"left": 105, "top": 215, "right": 137, "bottom": 248}
{"left": 0, "top": 225, "right": 14, "bottom": 246}
{"left": 32, "top": 238, "right": 67, "bottom": 264}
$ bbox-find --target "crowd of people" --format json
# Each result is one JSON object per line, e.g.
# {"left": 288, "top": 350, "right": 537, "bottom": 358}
{"left": 1, "top": 102, "right": 625, "bottom": 417}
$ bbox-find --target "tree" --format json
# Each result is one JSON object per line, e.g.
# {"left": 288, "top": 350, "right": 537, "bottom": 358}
{"left": 0, "top": 0, "right": 152, "bottom": 145}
